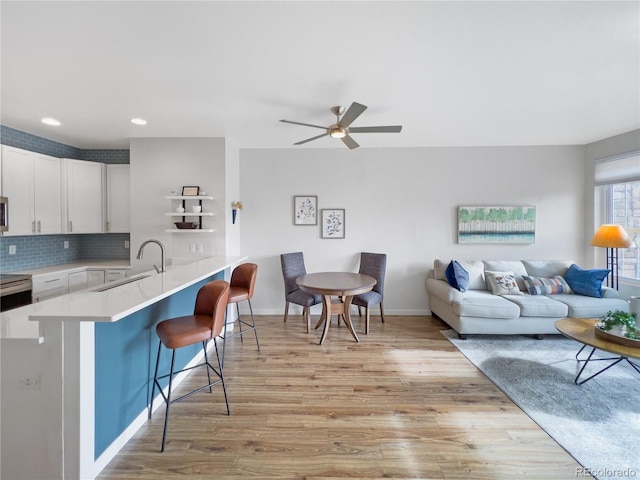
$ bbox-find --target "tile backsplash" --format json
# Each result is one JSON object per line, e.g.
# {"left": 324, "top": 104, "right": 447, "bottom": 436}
{"left": 0, "top": 125, "right": 131, "bottom": 273}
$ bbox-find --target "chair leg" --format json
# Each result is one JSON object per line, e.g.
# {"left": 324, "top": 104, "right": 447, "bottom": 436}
{"left": 303, "top": 307, "right": 310, "bottom": 333}
{"left": 380, "top": 302, "right": 385, "bottom": 323}
{"left": 236, "top": 303, "right": 244, "bottom": 343}
{"left": 214, "top": 340, "right": 231, "bottom": 416}
{"left": 203, "top": 341, "right": 212, "bottom": 393}
{"left": 283, "top": 301, "right": 290, "bottom": 323}
{"left": 160, "top": 350, "right": 176, "bottom": 452}
{"left": 148, "top": 340, "right": 162, "bottom": 419}
{"left": 247, "top": 299, "right": 260, "bottom": 351}
{"left": 358, "top": 305, "right": 363, "bottom": 317}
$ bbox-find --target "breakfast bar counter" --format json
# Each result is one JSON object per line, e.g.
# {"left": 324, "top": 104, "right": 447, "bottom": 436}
{"left": 0, "top": 255, "right": 247, "bottom": 480}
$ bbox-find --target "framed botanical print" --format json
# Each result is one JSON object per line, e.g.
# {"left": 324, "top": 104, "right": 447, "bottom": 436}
{"left": 294, "top": 195, "right": 318, "bottom": 225}
{"left": 321, "top": 209, "right": 345, "bottom": 239}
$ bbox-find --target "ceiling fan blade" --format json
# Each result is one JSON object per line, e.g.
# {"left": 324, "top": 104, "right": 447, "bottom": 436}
{"left": 349, "top": 125, "right": 403, "bottom": 133}
{"left": 294, "top": 132, "right": 329, "bottom": 145}
{"left": 341, "top": 135, "right": 359, "bottom": 150}
{"left": 280, "top": 119, "right": 328, "bottom": 130}
{"left": 338, "top": 102, "right": 367, "bottom": 128}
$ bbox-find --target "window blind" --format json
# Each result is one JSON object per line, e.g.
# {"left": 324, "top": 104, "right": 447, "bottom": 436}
{"left": 594, "top": 152, "right": 640, "bottom": 185}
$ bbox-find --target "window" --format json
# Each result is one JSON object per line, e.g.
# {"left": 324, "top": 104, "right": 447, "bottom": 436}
{"left": 594, "top": 152, "right": 640, "bottom": 281}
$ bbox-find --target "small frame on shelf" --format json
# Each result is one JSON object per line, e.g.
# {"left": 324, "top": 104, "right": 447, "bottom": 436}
{"left": 321, "top": 209, "right": 345, "bottom": 239}
{"left": 182, "top": 186, "right": 200, "bottom": 196}
{"left": 294, "top": 195, "right": 318, "bottom": 225}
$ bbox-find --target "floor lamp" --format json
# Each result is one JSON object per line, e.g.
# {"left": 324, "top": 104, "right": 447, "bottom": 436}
{"left": 589, "top": 224, "right": 633, "bottom": 290}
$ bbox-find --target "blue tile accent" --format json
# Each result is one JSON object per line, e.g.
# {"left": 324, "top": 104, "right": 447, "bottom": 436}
{"left": 1, "top": 125, "right": 81, "bottom": 159}
{"left": 0, "top": 126, "right": 131, "bottom": 273}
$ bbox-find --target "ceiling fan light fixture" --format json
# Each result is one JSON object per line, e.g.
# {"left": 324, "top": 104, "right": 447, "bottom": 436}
{"left": 329, "top": 126, "right": 347, "bottom": 139}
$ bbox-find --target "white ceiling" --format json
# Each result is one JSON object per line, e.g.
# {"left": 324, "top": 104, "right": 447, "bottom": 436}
{"left": 1, "top": 1, "right": 638, "bottom": 150}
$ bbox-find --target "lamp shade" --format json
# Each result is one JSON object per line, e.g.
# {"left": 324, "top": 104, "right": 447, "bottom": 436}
{"left": 589, "top": 224, "right": 633, "bottom": 248}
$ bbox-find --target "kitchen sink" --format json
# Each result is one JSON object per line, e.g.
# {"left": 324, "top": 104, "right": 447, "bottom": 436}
{"left": 92, "top": 275, "right": 152, "bottom": 292}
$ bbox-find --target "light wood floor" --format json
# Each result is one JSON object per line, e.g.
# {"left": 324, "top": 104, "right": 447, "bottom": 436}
{"left": 98, "top": 315, "right": 587, "bottom": 479}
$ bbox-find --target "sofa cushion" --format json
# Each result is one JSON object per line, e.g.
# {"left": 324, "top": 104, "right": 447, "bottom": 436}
{"left": 445, "top": 260, "right": 469, "bottom": 292}
{"left": 434, "top": 259, "right": 486, "bottom": 290}
{"left": 548, "top": 294, "right": 629, "bottom": 318}
{"left": 483, "top": 260, "right": 528, "bottom": 290}
{"left": 452, "top": 290, "right": 520, "bottom": 319}
{"left": 503, "top": 295, "right": 569, "bottom": 317}
{"left": 522, "top": 260, "right": 572, "bottom": 277}
{"left": 564, "top": 264, "right": 609, "bottom": 298}
{"left": 485, "top": 271, "right": 523, "bottom": 295}
{"left": 522, "top": 275, "right": 572, "bottom": 295}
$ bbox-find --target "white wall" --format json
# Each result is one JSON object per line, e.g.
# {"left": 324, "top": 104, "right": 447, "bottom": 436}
{"left": 129, "top": 138, "right": 232, "bottom": 274}
{"left": 240, "top": 145, "right": 586, "bottom": 315}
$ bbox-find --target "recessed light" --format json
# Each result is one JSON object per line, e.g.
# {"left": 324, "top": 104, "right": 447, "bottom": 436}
{"left": 131, "top": 118, "right": 147, "bottom": 125}
{"left": 41, "top": 117, "right": 61, "bottom": 126}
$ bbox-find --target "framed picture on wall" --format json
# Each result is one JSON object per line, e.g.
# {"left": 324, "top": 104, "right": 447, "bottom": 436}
{"left": 321, "top": 209, "right": 345, "bottom": 239}
{"left": 293, "top": 195, "right": 318, "bottom": 225}
{"left": 457, "top": 205, "right": 536, "bottom": 244}
{"left": 182, "top": 186, "right": 200, "bottom": 196}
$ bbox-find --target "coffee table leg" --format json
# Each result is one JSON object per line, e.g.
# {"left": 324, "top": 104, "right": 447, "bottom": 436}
{"left": 574, "top": 346, "right": 625, "bottom": 385}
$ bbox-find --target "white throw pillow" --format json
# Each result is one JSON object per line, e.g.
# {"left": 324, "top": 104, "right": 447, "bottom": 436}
{"left": 485, "top": 271, "right": 523, "bottom": 295}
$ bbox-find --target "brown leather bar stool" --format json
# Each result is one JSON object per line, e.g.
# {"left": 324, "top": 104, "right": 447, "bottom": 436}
{"left": 148, "top": 280, "right": 230, "bottom": 452}
{"left": 221, "top": 263, "right": 260, "bottom": 365}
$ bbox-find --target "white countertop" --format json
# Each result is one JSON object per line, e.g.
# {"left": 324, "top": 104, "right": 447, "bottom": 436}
{"left": 0, "top": 255, "right": 246, "bottom": 341}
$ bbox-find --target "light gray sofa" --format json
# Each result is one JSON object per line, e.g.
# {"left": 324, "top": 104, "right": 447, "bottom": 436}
{"left": 426, "top": 259, "right": 629, "bottom": 339}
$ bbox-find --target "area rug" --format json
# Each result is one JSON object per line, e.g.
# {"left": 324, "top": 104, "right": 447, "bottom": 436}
{"left": 441, "top": 330, "right": 640, "bottom": 480}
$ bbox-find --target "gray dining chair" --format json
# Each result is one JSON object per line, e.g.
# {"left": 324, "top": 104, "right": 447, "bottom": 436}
{"left": 280, "top": 252, "right": 322, "bottom": 333}
{"left": 352, "top": 252, "right": 387, "bottom": 334}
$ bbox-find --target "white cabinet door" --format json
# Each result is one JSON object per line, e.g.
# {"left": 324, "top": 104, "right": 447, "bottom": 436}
{"left": 65, "top": 159, "right": 104, "bottom": 233}
{"left": 68, "top": 270, "right": 88, "bottom": 293}
{"left": 87, "top": 270, "right": 106, "bottom": 287}
{"left": 106, "top": 164, "right": 130, "bottom": 232}
{"left": 0, "top": 146, "right": 62, "bottom": 235}
{"left": 105, "top": 269, "right": 127, "bottom": 282}
{"left": 1, "top": 146, "right": 34, "bottom": 235}
{"left": 33, "top": 153, "right": 62, "bottom": 234}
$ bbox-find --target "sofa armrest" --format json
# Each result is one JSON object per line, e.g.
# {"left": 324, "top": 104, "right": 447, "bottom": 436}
{"left": 426, "top": 277, "right": 464, "bottom": 303}
{"left": 601, "top": 287, "right": 620, "bottom": 299}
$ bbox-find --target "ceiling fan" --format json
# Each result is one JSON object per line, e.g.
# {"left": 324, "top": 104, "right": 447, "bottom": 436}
{"left": 280, "top": 102, "right": 402, "bottom": 149}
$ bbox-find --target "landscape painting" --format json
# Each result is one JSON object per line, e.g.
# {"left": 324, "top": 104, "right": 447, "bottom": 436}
{"left": 458, "top": 206, "right": 536, "bottom": 244}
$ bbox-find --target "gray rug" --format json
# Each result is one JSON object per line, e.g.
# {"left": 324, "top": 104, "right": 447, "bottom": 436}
{"left": 441, "top": 330, "right": 640, "bottom": 480}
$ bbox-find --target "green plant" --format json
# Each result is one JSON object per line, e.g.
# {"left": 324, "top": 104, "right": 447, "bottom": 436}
{"left": 598, "top": 310, "right": 639, "bottom": 340}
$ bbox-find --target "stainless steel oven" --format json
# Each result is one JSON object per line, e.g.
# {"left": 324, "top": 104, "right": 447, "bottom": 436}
{"left": 0, "top": 196, "right": 8, "bottom": 232}
{"left": 0, "top": 274, "right": 33, "bottom": 312}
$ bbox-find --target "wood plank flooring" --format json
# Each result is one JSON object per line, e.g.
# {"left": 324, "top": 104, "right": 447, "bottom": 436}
{"left": 98, "top": 315, "right": 587, "bottom": 479}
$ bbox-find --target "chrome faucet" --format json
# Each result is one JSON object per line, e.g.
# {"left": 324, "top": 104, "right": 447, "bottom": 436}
{"left": 136, "top": 239, "right": 166, "bottom": 274}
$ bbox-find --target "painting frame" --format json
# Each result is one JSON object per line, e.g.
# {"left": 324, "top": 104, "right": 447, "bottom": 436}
{"left": 293, "top": 195, "right": 318, "bottom": 225}
{"left": 457, "top": 205, "right": 536, "bottom": 244}
{"left": 321, "top": 208, "right": 346, "bottom": 239}
{"left": 181, "top": 186, "right": 200, "bottom": 196}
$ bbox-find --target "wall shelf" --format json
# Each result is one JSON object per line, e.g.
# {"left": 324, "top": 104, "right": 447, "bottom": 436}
{"left": 165, "top": 212, "right": 214, "bottom": 217}
{"left": 165, "top": 195, "right": 214, "bottom": 231}
{"left": 165, "top": 195, "right": 214, "bottom": 201}
{"left": 165, "top": 228, "right": 215, "bottom": 233}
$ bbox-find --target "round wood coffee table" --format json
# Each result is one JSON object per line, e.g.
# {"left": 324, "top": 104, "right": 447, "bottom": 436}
{"left": 296, "top": 272, "right": 376, "bottom": 345}
{"left": 555, "top": 318, "right": 640, "bottom": 385}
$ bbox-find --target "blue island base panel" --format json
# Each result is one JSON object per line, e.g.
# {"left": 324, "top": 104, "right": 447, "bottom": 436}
{"left": 94, "top": 271, "right": 224, "bottom": 458}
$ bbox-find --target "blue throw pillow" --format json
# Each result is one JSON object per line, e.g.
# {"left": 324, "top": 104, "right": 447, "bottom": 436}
{"left": 564, "top": 264, "right": 609, "bottom": 298}
{"left": 445, "top": 260, "right": 469, "bottom": 292}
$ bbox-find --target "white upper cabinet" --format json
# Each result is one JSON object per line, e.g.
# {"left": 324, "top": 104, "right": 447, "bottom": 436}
{"left": 64, "top": 159, "right": 105, "bottom": 233}
{"left": 106, "top": 164, "right": 130, "bottom": 233}
{"left": 1, "top": 145, "right": 62, "bottom": 235}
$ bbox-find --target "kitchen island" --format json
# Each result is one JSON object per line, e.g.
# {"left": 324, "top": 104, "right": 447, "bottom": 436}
{"left": 0, "top": 255, "right": 247, "bottom": 480}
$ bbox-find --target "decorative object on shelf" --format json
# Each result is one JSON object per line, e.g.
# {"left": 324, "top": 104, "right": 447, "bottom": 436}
{"left": 321, "top": 208, "right": 345, "bottom": 239}
{"left": 231, "top": 201, "right": 243, "bottom": 224}
{"left": 174, "top": 222, "right": 198, "bottom": 230}
{"left": 457, "top": 206, "right": 536, "bottom": 244}
{"left": 182, "top": 185, "right": 200, "bottom": 196}
{"left": 176, "top": 205, "right": 185, "bottom": 213}
{"left": 192, "top": 205, "right": 202, "bottom": 213}
{"left": 293, "top": 195, "right": 318, "bottom": 225}
{"left": 589, "top": 224, "right": 634, "bottom": 290}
